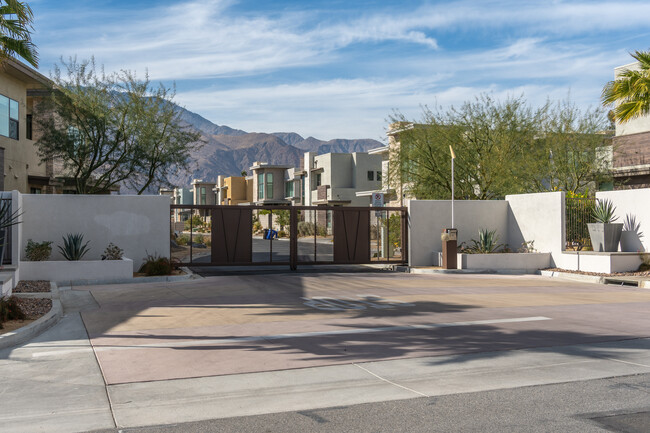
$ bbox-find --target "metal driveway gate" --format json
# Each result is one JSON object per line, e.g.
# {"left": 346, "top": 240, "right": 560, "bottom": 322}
{"left": 170, "top": 205, "right": 408, "bottom": 269}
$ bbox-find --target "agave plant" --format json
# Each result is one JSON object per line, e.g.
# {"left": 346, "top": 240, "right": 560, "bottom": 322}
{"left": 592, "top": 199, "right": 618, "bottom": 223}
{"left": 465, "top": 228, "right": 504, "bottom": 254}
{"left": 58, "top": 233, "right": 90, "bottom": 261}
{"left": 0, "top": 199, "right": 22, "bottom": 231}
{"left": 623, "top": 213, "right": 644, "bottom": 239}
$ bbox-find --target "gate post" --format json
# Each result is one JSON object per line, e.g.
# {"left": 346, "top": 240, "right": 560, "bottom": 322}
{"left": 290, "top": 207, "right": 298, "bottom": 270}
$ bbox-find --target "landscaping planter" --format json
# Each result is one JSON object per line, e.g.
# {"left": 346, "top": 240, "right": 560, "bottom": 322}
{"left": 458, "top": 252, "right": 551, "bottom": 272}
{"left": 19, "top": 258, "right": 133, "bottom": 283}
{"left": 588, "top": 223, "right": 623, "bottom": 252}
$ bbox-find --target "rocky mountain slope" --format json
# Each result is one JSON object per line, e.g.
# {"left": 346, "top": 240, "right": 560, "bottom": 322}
{"left": 171, "top": 108, "right": 383, "bottom": 188}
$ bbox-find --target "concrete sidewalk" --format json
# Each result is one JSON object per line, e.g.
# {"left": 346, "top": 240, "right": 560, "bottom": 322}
{"left": 2, "top": 274, "right": 650, "bottom": 432}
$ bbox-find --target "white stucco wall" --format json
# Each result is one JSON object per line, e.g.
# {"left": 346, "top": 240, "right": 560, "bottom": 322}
{"left": 20, "top": 194, "right": 170, "bottom": 271}
{"left": 408, "top": 200, "right": 509, "bottom": 266}
{"left": 506, "top": 191, "right": 564, "bottom": 263}
{"left": 596, "top": 188, "right": 650, "bottom": 252}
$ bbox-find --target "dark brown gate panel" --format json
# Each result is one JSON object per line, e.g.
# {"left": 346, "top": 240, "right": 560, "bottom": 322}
{"left": 211, "top": 207, "right": 252, "bottom": 264}
{"left": 333, "top": 209, "right": 370, "bottom": 263}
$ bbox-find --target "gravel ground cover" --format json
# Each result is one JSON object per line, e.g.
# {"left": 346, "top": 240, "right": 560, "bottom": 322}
{"left": 544, "top": 267, "right": 650, "bottom": 277}
{"left": 12, "top": 280, "right": 51, "bottom": 293}
{"left": 16, "top": 298, "right": 52, "bottom": 318}
{"left": 0, "top": 298, "right": 52, "bottom": 334}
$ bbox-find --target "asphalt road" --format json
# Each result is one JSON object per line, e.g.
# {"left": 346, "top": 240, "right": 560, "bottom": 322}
{"left": 90, "top": 373, "right": 650, "bottom": 432}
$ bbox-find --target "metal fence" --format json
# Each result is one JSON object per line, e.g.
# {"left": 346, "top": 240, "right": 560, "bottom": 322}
{"left": 565, "top": 197, "right": 596, "bottom": 251}
{"left": 170, "top": 204, "right": 408, "bottom": 269}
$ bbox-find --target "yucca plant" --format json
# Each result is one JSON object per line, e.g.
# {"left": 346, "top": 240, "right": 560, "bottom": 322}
{"left": 592, "top": 199, "right": 618, "bottom": 223}
{"left": 58, "top": 233, "right": 90, "bottom": 261}
{"left": 466, "top": 228, "right": 504, "bottom": 254}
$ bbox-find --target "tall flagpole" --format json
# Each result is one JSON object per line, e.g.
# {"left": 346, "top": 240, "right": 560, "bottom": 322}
{"left": 450, "top": 145, "right": 456, "bottom": 228}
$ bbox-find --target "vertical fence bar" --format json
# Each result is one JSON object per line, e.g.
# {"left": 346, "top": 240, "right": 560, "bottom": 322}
{"left": 290, "top": 207, "right": 297, "bottom": 270}
{"left": 565, "top": 197, "right": 595, "bottom": 250}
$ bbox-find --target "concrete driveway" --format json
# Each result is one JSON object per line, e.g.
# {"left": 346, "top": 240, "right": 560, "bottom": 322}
{"left": 77, "top": 272, "right": 650, "bottom": 385}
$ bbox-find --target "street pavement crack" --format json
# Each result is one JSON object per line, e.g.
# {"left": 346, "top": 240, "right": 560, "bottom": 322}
{"left": 353, "top": 363, "right": 430, "bottom": 398}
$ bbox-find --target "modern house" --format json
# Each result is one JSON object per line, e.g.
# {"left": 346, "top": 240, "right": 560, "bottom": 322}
{"left": 191, "top": 179, "right": 217, "bottom": 221}
{"left": 611, "top": 61, "right": 650, "bottom": 189}
{"left": 0, "top": 59, "right": 56, "bottom": 194}
{"left": 214, "top": 175, "right": 253, "bottom": 205}
{"left": 250, "top": 162, "right": 294, "bottom": 205}
{"left": 300, "top": 151, "right": 382, "bottom": 207}
{"left": 359, "top": 123, "right": 417, "bottom": 207}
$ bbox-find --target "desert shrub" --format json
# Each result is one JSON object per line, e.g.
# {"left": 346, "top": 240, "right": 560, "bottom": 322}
{"left": 0, "top": 296, "right": 26, "bottom": 327}
{"left": 518, "top": 240, "right": 536, "bottom": 253}
{"left": 317, "top": 224, "right": 328, "bottom": 237}
{"left": 278, "top": 230, "right": 287, "bottom": 238}
{"left": 177, "top": 234, "right": 189, "bottom": 245}
{"left": 194, "top": 234, "right": 204, "bottom": 244}
{"left": 102, "top": 243, "right": 124, "bottom": 260}
{"left": 253, "top": 220, "right": 262, "bottom": 233}
{"left": 184, "top": 215, "right": 203, "bottom": 231}
{"left": 297, "top": 221, "right": 315, "bottom": 236}
{"left": 640, "top": 254, "right": 650, "bottom": 272}
{"left": 275, "top": 210, "right": 290, "bottom": 230}
{"left": 58, "top": 233, "right": 90, "bottom": 261}
{"left": 462, "top": 229, "right": 504, "bottom": 254}
{"left": 138, "top": 252, "right": 177, "bottom": 276}
{"left": 204, "top": 237, "right": 211, "bottom": 247}
{"left": 25, "top": 239, "right": 53, "bottom": 261}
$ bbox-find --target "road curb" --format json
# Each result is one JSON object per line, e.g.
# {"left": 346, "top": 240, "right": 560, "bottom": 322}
{"left": 0, "top": 286, "right": 63, "bottom": 349}
{"left": 538, "top": 270, "right": 605, "bottom": 284}
{"left": 56, "top": 271, "right": 198, "bottom": 287}
{"left": 409, "top": 267, "right": 536, "bottom": 275}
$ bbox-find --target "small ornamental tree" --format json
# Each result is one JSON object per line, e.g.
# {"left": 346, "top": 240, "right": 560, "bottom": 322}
{"left": 36, "top": 57, "right": 202, "bottom": 194}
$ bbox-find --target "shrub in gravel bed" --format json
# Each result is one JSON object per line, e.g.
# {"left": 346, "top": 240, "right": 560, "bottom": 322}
{"left": 25, "top": 240, "right": 53, "bottom": 261}
{"left": 0, "top": 296, "right": 26, "bottom": 328}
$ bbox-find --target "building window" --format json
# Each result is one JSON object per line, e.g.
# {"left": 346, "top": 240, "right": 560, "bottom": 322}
{"left": 30, "top": 187, "right": 42, "bottom": 194}
{"left": 26, "top": 114, "right": 32, "bottom": 140}
{"left": 316, "top": 173, "right": 322, "bottom": 187}
{"left": 200, "top": 187, "right": 206, "bottom": 205}
{"left": 258, "top": 173, "right": 264, "bottom": 199}
{"left": 285, "top": 181, "right": 294, "bottom": 198}
{"left": 0, "top": 95, "right": 19, "bottom": 140}
{"left": 266, "top": 173, "right": 273, "bottom": 199}
{"left": 301, "top": 176, "right": 305, "bottom": 203}
{"left": 376, "top": 171, "right": 382, "bottom": 182}
{"left": 367, "top": 171, "right": 374, "bottom": 181}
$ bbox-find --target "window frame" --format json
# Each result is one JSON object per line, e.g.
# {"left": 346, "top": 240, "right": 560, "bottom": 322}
{"left": 266, "top": 173, "right": 274, "bottom": 199}
{"left": 257, "top": 173, "right": 264, "bottom": 200}
{"left": 0, "top": 94, "right": 19, "bottom": 140}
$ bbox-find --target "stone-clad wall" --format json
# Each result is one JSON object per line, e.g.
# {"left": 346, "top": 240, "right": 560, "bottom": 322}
{"left": 613, "top": 131, "right": 650, "bottom": 168}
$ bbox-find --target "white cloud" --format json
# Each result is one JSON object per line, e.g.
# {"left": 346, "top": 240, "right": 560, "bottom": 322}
{"left": 31, "top": 0, "right": 648, "bottom": 139}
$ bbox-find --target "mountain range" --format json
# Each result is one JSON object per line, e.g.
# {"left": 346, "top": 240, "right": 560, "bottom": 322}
{"left": 172, "top": 108, "right": 384, "bottom": 188}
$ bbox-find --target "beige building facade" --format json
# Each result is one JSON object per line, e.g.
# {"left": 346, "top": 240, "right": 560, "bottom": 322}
{"left": 0, "top": 59, "right": 54, "bottom": 194}
{"left": 214, "top": 175, "right": 253, "bottom": 205}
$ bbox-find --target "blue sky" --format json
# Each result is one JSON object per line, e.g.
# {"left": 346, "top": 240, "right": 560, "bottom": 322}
{"left": 29, "top": 0, "right": 650, "bottom": 141}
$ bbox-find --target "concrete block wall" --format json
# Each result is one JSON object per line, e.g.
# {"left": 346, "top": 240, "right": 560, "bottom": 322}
{"left": 20, "top": 194, "right": 170, "bottom": 271}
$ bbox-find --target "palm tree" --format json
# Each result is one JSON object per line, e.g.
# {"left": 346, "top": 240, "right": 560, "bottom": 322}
{"left": 0, "top": 0, "right": 38, "bottom": 68}
{"left": 602, "top": 50, "right": 650, "bottom": 123}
